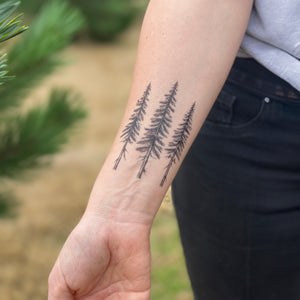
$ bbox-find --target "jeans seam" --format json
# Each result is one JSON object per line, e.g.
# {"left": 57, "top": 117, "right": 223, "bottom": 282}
{"left": 227, "top": 65, "right": 300, "bottom": 101}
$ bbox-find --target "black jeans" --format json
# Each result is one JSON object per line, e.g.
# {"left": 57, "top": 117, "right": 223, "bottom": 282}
{"left": 172, "top": 58, "right": 300, "bottom": 300}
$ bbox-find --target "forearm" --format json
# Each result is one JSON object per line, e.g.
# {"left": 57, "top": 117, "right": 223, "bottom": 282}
{"left": 85, "top": 0, "right": 253, "bottom": 225}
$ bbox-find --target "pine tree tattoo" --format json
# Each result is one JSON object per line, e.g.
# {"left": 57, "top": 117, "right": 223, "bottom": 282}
{"left": 136, "top": 82, "right": 178, "bottom": 178}
{"left": 160, "top": 102, "right": 195, "bottom": 187}
{"left": 113, "top": 83, "right": 151, "bottom": 170}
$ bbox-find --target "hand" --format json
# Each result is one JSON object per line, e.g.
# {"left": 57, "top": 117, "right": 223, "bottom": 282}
{"left": 48, "top": 214, "right": 151, "bottom": 299}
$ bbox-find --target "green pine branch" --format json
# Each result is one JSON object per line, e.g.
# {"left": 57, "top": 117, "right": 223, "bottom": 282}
{"left": 9, "top": 0, "right": 84, "bottom": 72}
{"left": 0, "top": 53, "right": 13, "bottom": 86}
{"left": 0, "top": 57, "right": 62, "bottom": 111}
{"left": 0, "top": 88, "right": 87, "bottom": 178}
{"left": 0, "top": 0, "right": 28, "bottom": 43}
{"left": 0, "top": 0, "right": 27, "bottom": 86}
{"left": 0, "top": 0, "right": 85, "bottom": 110}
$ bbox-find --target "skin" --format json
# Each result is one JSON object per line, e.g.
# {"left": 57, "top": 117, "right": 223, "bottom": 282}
{"left": 48, "top": 0, "right": 254, "bottom": 299}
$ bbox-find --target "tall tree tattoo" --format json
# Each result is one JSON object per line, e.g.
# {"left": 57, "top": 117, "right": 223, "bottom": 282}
{"left": 160, "top": 102, "right": 195, "bottom": 187}
{"left": 113, "top": 83, "right": 151, "bottom": 170}
{"left": 136, "top": 81, "right": 178, "bottom": 178}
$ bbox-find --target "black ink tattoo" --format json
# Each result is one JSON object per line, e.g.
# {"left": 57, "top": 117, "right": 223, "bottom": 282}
{"left": 160, "top": 102, "right": 195, "bottom": 187}
{"left": 136, "top": 82, "right": 178, "bottom": 178}
{"left": 113, "top": 83, "right": 151, "bottom": 170}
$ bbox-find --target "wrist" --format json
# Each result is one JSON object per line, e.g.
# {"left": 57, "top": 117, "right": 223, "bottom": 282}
{"left": 84, "top": 201, "right": 156, "bottom": 227}
{"left": 84, "top": 172, "right": 163, "bottom": 227}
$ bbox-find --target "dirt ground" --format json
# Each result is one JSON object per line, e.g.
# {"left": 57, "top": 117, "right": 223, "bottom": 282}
{"left": 0, "top": 23, "right": 176, "bottom": 300}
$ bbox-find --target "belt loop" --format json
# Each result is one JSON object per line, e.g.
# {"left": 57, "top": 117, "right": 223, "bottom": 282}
{"left": 228, "top": 58, "right": 300, "bottom": 100}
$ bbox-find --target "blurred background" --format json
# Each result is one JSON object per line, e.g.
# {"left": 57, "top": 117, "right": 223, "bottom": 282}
{"left": 0, "top": 0, "right": 192, "bottom": 299}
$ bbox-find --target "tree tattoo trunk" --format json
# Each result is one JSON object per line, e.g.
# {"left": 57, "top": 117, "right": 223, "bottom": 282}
{"left": 113, "top": 141, "right": 129, "bottom": 170}
{"left": 136, "top": 82, "right": 178, "bottom": 178}
{"left": 160, "top": 102, "right": 195, "bottom": 186}
{"left": 113, "top": 83, "right": 151, "bottom": 170}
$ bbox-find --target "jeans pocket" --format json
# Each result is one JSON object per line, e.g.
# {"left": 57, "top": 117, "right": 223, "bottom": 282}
{"left": 200, "top": 83, "right": 267, "bottom": 137}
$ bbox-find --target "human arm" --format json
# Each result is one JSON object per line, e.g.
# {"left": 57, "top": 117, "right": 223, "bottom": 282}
{"left": 48, "top": 0, "right": 254, "bottom": 299}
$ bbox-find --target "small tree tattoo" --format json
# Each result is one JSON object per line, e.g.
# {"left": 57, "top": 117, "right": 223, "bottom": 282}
{"left": 160, "top": 102, "right": 195, "bottom": 187}
{"left": 136, "top": 82, "right": 178, "bottom": 178}
{"left": 113, "top": 83, "right": 151, "bottom": 170}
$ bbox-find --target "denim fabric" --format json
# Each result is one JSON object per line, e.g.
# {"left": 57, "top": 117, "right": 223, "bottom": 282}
{"left": 172, "top": 58, "right": 300, "bottom": 300}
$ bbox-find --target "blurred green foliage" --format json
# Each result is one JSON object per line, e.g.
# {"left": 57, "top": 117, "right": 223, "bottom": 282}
{"left": 72, "top": 0, "right": 144, "bottom": 41}
{"left": 0, "top": 89, "right": 86, "bottom": 179}
{"left": 0, "top": 0, "right": 86, "bottom": 217}
{"left": 19, "top": 0, "right": 146, "bottom": 41}
{"left": 151, "top": 211, "right": 193, "bottom": 299}
{"left": 0, "top": 0, "right": 27, "bottom": 85}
